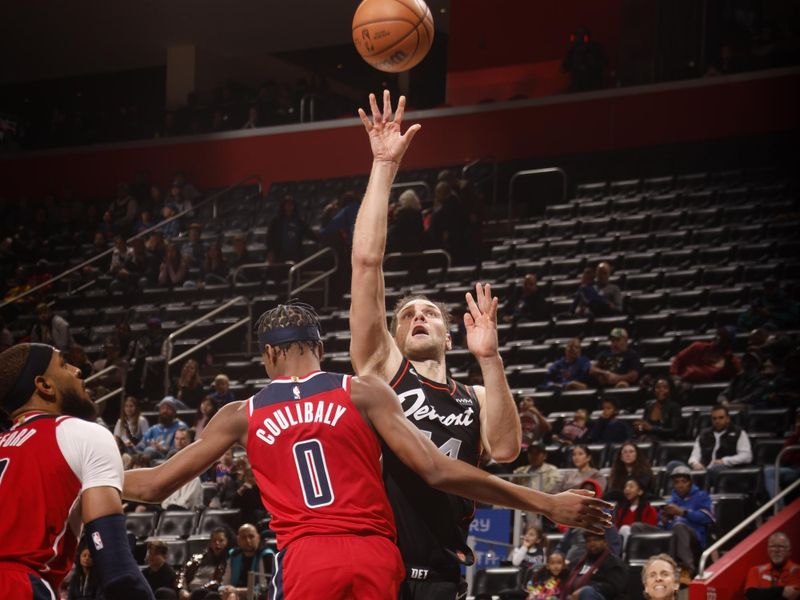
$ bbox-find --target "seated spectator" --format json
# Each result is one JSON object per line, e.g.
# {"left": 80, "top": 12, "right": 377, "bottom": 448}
{"left": 66, "top": 344, "right": 94, "bottom": 380}
{"left": 519, "top": 401, "right": 552, "bottom": 450}
{"left": 761, "top": 350, "right": 800, "bottom": 408}
{"left": 595, "top": 262, "right": 622, "bottom": 314}
{"left": 107, "top": 233, "right": 134, "bottom": 277}
{"left": 586, "top": 398, "right": 632, "bottom": 444}
{"left": 688, "top": 404, "right": 752, "bottom": 487}
{"left": 513, "top": 442, "right": 563, "bottom": 495}
{"left": 108, "top": 182, "right": 138, "bottom": 234}
{"left": 671, "top": 327, "right": 740, "bottom": 384}
{"left": 560, "top": 531, "right": 628, "bottom": 600}
{"left": 208, "top": 373, "right": 236, "bottom": 407}
{"left": 265, "top": 195, "right": 317, "bottom": 264}
{"left": 218, "top": 461, "right": 267, "bottom": 526}
{"left": 177, "top": 527, "right": 230, "bottom": 599}
{"left": 503, "top": 273, "right": 552, "bottom": 323}
{"left": 110, "top": 237, "right": 149, "bottom": 294}
{"left": 641, "top": 554, "right": 680, "bottom": 600}
{"left": 159, "top": 203, "right": 182, "bottom": 239}
{"left": 158, "top": 242, "right": 190, "bottom": 288}
{"left": 220, "top": 524, "right": 274, "bottom": 597}
{"left": 30, "top": 302, "right": 73, "bottom": 351}
{"left": 143, "top": 539, "right": 178, "bottom": 595}
{"left": 201, "top": 240, "right": 228, "bottom": 285}
{"left": 573, "top": 267, "right": 617, "bottom": 318}
{"left": 113, "top": 396, "right": 150, "bottom": 455}
{"left": 216, "top": 449, "right": 235, "bottom": 486}
{"left": 136, "top": 397, "right": 188, "bottom": 460}
{"left": 589, "top": 328, "right": 641, "bottom": 388}
{"left": 763, "top": 413, "right": 800, "bottom": 502}
{"left": 607, "top": 441, "right": 654, "bottom": 498}
{"left": 144, "top": 231, "right": 167, "bottom": 284}
{"left": 133, "top": 208, "right": 159, "bottom": 236}
{"left": 509, "top": 526, "right": 547, "bottom": 570}
{"left": 717, "top": 352, "right": 769, "bottom": 407}
{"left": 228, "top": 234, "right": 252, "bottom": 274}
{"left": 386, "top": 189, "right": 426, "bottom": 255}
{"left": 173, "top": 359, "right": 205, "bottom": 408}
{"left": 519, "top": 551, "right": 567, "bottom": 600}
{"left": 738, "top": 278, "right": 799, "bottom": 331}
{"left": 92, "top": 338, "right": 129, "bottom": 399}
{"left": 557, "top": 494, "right": 622, "bottom": 563}
{"left": 181, "top": 223, "right": 206, "bottom": 266}
{"left": 67, "top": 544, "right": 102, "bottom": 599}
{"left": 614, "top": 478, "right": 658, "bottom": 549}
{"left": 194, "top": 396, "right": 218, "bottom": 439}
{"left": 631, "top": 466, "right": 715, "bottom": 580}
{"left": 745, "top": 532, "right": 800, "bottom": 600}
{"left": 544, "top": 338, "right": 592, "bottom": 390}
{"left": 553, "top": 408, "right": 589, "bottom": 445}
{"left": 556, "top": 445, "right": 607, "bottom": 492}
{"left": 635, "top": 377, "right": 682, "bottom": 442}
{"left": 166, "top": 426, "right": 192, "bottom": 459}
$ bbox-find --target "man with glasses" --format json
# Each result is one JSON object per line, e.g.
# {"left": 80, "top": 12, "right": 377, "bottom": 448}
{"left": 745, "top": 532, "right": 800, "bottom": 599}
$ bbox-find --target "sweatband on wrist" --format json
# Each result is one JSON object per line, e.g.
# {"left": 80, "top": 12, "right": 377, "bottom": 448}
{"left": 257, "top": 325, "right": 321, "bottom": 351}
{"left": 2, "top": 343, "right": 54, "bottom": 414}
{"left": 84, "top": 513, "right": 155, "bottom": 600}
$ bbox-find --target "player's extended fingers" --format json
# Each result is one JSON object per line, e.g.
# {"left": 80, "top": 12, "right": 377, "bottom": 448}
{"left": 357, "top": 108, "right": 372, "bottom": 131}
{"left": 395, "top": 95, "right": 407, "bottom": 124}
{"left": 401, "top": 123, "right": 422, "bottom": 144}
{"left": 489, "top": 296, "right": 499, "bottom": 323}
{"left": 369, "top": 93, "right": 381, "bottom": 124}
{"left": 383, "top": 89, "right": 393, "bottom": 122}
{"left": 465, "top": 291, "right": 481, "bottom": 318}
{"left": 463, "top": 311, "right": 475, "bottom": 329}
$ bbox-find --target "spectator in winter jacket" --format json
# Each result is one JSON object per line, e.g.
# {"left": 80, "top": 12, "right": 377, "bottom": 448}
{"left": 688, "top": 404, "right": 752, "bottom": 487}
{"left": 671, "top": 327, "right": 740, "bottom": 383}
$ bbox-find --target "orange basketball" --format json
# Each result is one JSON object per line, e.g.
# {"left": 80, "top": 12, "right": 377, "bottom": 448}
{"left": 352, "top": 0, "right": 434, "bottom": 73}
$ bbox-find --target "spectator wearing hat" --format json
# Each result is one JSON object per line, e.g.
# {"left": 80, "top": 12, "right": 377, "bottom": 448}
{"left": 745, "top": 532, "right": 800, "bottom": 600}
{"left": 544, "top": 338, "right": 592, "bottom": 390}
{"left": 671, "top": 326, "right": 741, "bottom": 384}
{"left": 143, "top": 539, "right": 178, "bottom": 595}
{"left": 688, "top": 404, "right": 752, "bottom": 486}
{"left": 512, "top": 441, "right": 562, "bottom": 494}
{"left": 717, "top": 352, "right": 769, "bottom": 407}
{"left": 589, "top": 328, "right": 641, "bottom": 388}
{"left": 739, "top": 278, "right": 800, "bottom": 331}
{"left": 560, "top": 530, "right": 628, "bottom": 600}
{"left": 631, "top": 466, "right": 715, "bottom": 580}
{"left": 136, "top": 397, "right": 188, "bottom": 459}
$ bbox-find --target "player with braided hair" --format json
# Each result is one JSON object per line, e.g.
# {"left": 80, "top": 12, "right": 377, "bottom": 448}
{"left": 123, "top": 302, "right": 611, "bottom": 599}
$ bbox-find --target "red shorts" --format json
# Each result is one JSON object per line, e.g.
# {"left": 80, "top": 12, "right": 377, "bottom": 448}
{"left": 273, "top": 534, "right": 404, "bottom": 600}
{"left": 0, "top": 568, "right": 56, "bottom": 600}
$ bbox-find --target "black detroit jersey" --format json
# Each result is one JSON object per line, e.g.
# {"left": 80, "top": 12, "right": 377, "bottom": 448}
{"left": 383, "top": 357, "right": 482, "bottom": 578}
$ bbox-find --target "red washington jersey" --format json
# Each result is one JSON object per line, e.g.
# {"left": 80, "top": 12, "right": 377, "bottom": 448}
{"left": 0, "top": 412, "right": 123, "bottom": 591}
{"left": 246, "top": 371, "right": 396, "bottom": 549}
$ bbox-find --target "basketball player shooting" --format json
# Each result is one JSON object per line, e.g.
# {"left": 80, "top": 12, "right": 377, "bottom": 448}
{"left": 0, "top": 343, "right": 154, "bottom": 600}
{"left": 123, "top": 303, "right": 612, "bottom": 600}
{"left": 351, "top": 90, "right": 560, "bottom": 599}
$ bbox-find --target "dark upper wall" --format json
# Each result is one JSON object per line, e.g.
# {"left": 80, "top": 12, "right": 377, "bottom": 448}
{"left": 0, "top": 68, "right": 796, "bottom": 200}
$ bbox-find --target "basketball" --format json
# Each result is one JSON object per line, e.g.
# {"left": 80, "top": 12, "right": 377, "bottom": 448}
{"left": 352, "top": 0, "right": 434, "bottom": 73}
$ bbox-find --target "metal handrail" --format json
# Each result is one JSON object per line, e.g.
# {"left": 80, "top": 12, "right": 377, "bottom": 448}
{"left": 287, "top": 247, "right": 338, "bottom": 304}
{"left": 697, "top": 477, "right": 800, "bottom": 578}
{"left": 168, "top": 316, "right": 252, "bottom": 369}
{"left": 391, "top": 180, "right": 431, "bottom": 200}
{"left": 0, "top": 174, "right": 262, "bottom": 311}
{"left": 774, "top": 445, "right": 800, "bottom": 509}
{"left": 85, "top": 364, "right": 126, "bottom": 411}
{"left": 462, "top": 156, "right": 498, "bottom": 206}
{"left": 163, "top": 295, "right": 252, "bottom": 390}
{"left": 300, "top": 94, "right": 317, "bottom": 123}
{"left": 507, "top": 167, "right": 568, "bottom": 225}
{"left": 232, "top": 261, "right": 292, "bottom": 285}
{"left": 465, "top": 534, "right": 516, "bottom": 593}
{"left": 383, "top": 249, "right": 452, "bottom": 274}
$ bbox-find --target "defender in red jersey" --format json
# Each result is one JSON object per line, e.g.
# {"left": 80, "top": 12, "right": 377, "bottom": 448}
{"left": 0, "top": 343, "right": 153, "bottom": 600}
{"left": 124, "top": 303, "right": 612, "bottom": 600}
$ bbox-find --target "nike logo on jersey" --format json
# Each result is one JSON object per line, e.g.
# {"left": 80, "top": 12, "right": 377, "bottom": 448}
{"left": 398, "top": 388, "right": 475, "bottom": 427}
{"left": 255, "top": 401, "right": 347, "bottom": 446}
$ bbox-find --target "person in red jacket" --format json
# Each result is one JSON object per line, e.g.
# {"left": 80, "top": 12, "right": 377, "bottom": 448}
{"left": 671, "top": 327, "right": 741, "bottom": 384}
{"left": 745, "top": 532, "right": 800, "bottom": 600}
{"left": 614, "top": 478, "right": 658, "bottom": 550}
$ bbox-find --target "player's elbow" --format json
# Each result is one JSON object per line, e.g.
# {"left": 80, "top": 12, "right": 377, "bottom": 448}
{"left": 489, "top": 439, "right": 522, "bottom": 464}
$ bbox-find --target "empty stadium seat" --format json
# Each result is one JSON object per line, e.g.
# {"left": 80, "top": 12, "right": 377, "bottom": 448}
{"left": 655, "top": 442, "right": 695, "bottom": 466}
{"left": 712, "top": 467, "right": 762, "bottom": 496}
{"left": 746, "top": 408, "right": 794, "bottom": 436}
{"left": 195, "top": 509, "right": 242, "bottom": 536}
{"left": 155, "top": 511, "right": 196, "bottom": 539}
{"left": 472, "top": 567, "right": 523, "bottom": 599}
{"left": 126, "top": 512, "right": 157, "bottom": 540}
{"left": 164, "top": 539, "right": 189, "bottom": 568}
{"left": 711, "top": 493, "right": 751, "bottom": 540}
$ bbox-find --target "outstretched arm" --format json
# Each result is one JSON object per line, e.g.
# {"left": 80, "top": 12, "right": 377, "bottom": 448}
{"left": 350, "top": 91, "right": 421, "bottom": 379}
{"left": 352, "top": 376, "right": 612, "bottom": 533}
{"left": 466, "top": 283, "right": 522, "bottom": 462}
{"left": 123, "top": 401, "right": 248, "bottom": 503}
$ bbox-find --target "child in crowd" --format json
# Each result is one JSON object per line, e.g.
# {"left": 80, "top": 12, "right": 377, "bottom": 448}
{"left": 510, "top": 526, "right": 548, "bottom": 570}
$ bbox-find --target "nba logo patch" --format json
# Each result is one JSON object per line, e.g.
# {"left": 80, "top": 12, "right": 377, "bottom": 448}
{"left": 293, "top": 386, "right": 301, "bottom": 400}
{"left": 92, "top": 531, "right": 103, "bottom": 551}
